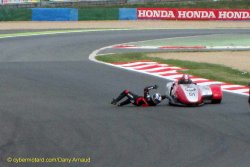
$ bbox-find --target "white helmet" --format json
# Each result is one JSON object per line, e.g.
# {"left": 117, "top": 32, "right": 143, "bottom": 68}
{"left": 152, "top": 93, "right": 162, "bottom": 104}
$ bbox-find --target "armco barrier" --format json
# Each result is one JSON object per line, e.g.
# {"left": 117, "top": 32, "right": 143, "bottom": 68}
{"left": 78, "top": 8, "right": 118, "bottom": 20}
{"left": 119, "top": 8, "right": 137, "bottom": 20}
{"left": 137, "top": 8, "right": 250, "bottom": 21}
{"left": 32, "top": 8, "right": 78, "bottom": 21}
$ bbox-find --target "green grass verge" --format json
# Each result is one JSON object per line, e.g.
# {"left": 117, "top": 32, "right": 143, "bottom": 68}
{"left": 96, "top": 52, "right": 250, "bottom": 86}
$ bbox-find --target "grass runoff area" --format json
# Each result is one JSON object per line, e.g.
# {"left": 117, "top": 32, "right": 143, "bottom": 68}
{"left": 97, "top": 52, "right": 250, "bottom": 86}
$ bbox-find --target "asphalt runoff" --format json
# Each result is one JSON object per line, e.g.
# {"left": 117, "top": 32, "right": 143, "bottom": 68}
{"left": 0, "top": 29, "right": 250, "bottom": 167}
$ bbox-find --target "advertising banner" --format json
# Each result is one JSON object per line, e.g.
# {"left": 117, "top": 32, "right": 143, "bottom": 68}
{"left": 2, "top": 0, "right": 39, "bottom": 4}
{"left": 137, "top": 8, "right": 250, "bottom": 21}
{"left": 49, "top": 0, "right": 78, "bottom": 2}
{"left": 3, "top": 0, "right": 18, "bottom": 4}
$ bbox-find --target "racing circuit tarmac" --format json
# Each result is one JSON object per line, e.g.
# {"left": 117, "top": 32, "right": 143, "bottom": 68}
{"left": 0, "top": 29, "right": 250, "bottom": 167}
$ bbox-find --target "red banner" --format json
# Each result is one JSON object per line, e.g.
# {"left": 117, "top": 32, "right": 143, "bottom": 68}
{"left": 137, "top": 8, "right": 250, "bottom": 20}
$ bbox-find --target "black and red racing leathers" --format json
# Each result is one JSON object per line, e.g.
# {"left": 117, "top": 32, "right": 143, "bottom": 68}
{"left": 111, "top": 85, "right": 166, "bottom": 107}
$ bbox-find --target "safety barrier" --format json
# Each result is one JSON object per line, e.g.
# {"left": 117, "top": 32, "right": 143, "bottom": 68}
{"left": 119, "top": 8, "right": 137, "bottom": 20}
{"left": 78, "top": 8, "right": 118, "bottom": 20}
{"left": 0, "top": 7, "right": 249, "bottom": 21}
{"left": 0, "top": 7, "right": 31, "bottom": 21}
{"left": 32, "top": 8, "right": 78, "bottom": 21}
{"left": 137, "top": 8, "right": 250, "bottom": 21}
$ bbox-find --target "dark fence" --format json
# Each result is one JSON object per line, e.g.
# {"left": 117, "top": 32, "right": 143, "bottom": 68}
{"left": 0, "top": 0, "right": 242, "bottom": 8}
{"left": 0, "top": 0, "right": 221, "bottom": 8}
{"left": 0, "top": 7, "right": 31, "bottom": 20}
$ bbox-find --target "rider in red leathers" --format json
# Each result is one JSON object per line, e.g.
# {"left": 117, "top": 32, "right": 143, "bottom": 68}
{"left": 170, "top": 74, "right": 193, "bottom": 96}
{"left": 111, "top": 85, "right": 167, "bottom": 107}
{"left": 178, "top": 74, "right": 193, "bottom": 84}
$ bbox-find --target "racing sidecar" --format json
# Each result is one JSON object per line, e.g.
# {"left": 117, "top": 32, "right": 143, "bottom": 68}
{"left": 166, "top": 82, "right": 223, "bottom": 106}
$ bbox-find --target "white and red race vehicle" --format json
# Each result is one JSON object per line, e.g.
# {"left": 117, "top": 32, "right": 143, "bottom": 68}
{"left": 166, "top": 81, "right": 223, "bottom": 106}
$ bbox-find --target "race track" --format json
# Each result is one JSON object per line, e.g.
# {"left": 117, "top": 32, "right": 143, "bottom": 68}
{"left": 0, "top": 29, "right": 250, "bottom": 167}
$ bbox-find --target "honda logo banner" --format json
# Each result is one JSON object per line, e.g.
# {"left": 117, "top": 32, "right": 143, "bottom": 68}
{"left": 137, "top": 8, "right": 250, "bottom": 21}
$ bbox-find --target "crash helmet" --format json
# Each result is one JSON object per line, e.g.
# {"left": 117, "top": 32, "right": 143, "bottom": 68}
{"left": 152, "top": 93, "right": 162, "bottom": 104}
{"left": 181, "top": 74, "right": 191, "bottom": 84}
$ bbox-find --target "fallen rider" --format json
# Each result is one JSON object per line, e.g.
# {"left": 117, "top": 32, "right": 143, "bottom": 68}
{"left": 111, "top": 85, "right": 167, "bottom": 107}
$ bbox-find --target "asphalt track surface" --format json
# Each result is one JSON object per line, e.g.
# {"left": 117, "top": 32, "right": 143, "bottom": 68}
{"left": 0, "top": 29, "right": 250, "bottom": 167}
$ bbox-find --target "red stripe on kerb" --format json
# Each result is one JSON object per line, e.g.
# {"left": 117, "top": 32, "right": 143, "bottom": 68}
{"left": 225, "top": 86, "right": 249, "bottom": 90}
{"left": 189, "top": 76, "right": 201, "bottom": 79}
{"left": 112, "top": 60, "right": 152, "bottom": 65}
{"left": 122, "top": 63, "right": 152, "bottom": 67}
{"left": 134, "top": 65, "right": 162, "bottom": 70}
{"left": 147, "top": 71, "right": 177, "bottom": 74}
{"left": 195, "top": 80, "right": 214, "bottom": 83}
{"left": 242, "top": 91, "right": 249, "bottom": 94}
{"left": 192, "top": 80, "right": 210, "bottom": 83}
{"left": 146, "top": 68, "right": 173, "bottom": 73}
{"left": 161, "top": 67, "right": 183, "bottom": 71}
{"left": 219, "top": 83, "right": 231, "bottom": 86}
{"left": 161, "top": 72, "right": 180, "bottom": 76}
